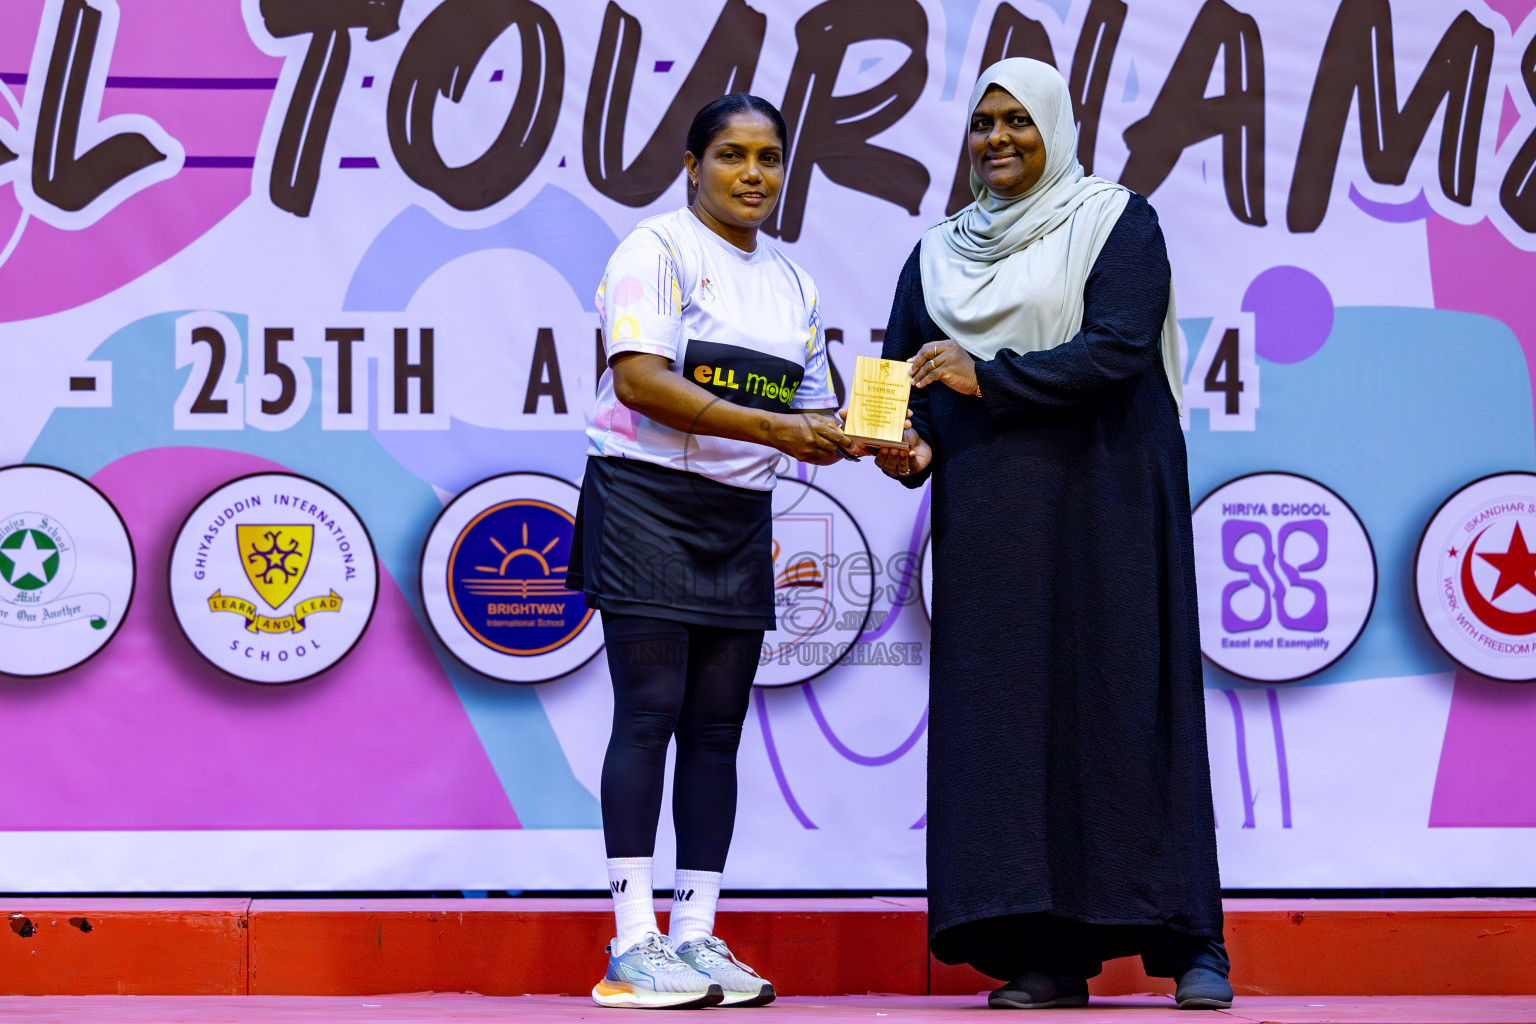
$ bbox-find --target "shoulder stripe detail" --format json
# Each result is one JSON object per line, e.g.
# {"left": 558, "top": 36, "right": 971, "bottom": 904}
{"left": 638, "top": 227, "right": 683, "bottom": 316}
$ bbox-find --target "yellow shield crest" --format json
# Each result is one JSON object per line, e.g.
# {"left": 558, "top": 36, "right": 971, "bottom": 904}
{"left": 237, "top": 525, "right": 314, "bottom": 609}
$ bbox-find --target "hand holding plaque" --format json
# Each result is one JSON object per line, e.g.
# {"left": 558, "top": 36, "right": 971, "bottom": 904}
{"left": 843, "top": 355, "right": 913, "bottom": 450}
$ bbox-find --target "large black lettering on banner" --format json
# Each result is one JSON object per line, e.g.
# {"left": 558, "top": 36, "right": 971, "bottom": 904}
{"left": 1121, "top": 0, "right": 1265, "bottom": 226}
{"left": 388, "top": 0, "right": 564, "bottom": 211}
{"left": 32, "top": 0, "right": 168, "bottom": 213}
{"left": 765, "top": 0, "right": 928, "bottom": 242}
{"left": 1068, "top": 0, "right": 1127, "bottom": 177}
{"left": 524, "top": 328, "right": 569, "bottom": 414}
{"left": 584, "top": 0, "right": 766, "bottom": 207}
{"left": 1288, "top": 0, "right": 1493, "bottom": 232}
{"left": 259, "top": 0, "right": 403, "bottom": 217}
{"left": 944, "top": 0, "right": 1126, "bottom": 216}
{"left": 943, "top": 4, "right": 1054, "bottom": 216}
{"left": 1501, "top": 34, "right": 1536, "bottom": 232}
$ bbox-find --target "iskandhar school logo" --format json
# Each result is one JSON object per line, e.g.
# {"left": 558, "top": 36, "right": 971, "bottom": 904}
{"left": 420, "top": 473, "right": 600, "bottom": 683}
{"left": 168, "top": 473, "right": 378, "bottom": 683}
{"left": 0, "top": 465, "right": 135, "bottom": 677}
{"left": 1416, "top": 473, "right": 1536, "bottom": 682}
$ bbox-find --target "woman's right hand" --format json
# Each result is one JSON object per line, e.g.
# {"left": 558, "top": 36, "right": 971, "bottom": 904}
{"left": 772, "top": 412, "right": 850, "bottom": 465}
{"left": 874, "top": 430, "right": 933, "bottom": 480}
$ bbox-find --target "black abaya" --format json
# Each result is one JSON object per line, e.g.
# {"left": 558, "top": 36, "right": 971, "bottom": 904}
{"left": 886, "top": 194, "right": 1224, "bottom": 980}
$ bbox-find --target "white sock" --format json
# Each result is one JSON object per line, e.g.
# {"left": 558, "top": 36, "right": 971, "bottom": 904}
{"left": 607, "top": 857, "right": 657, "bottom": 952}
{"left": 668, "top": 868, "right": 722, "bottom": 947}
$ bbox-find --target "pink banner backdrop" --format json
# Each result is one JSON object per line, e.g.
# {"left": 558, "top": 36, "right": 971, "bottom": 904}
{"left": 2, "top": 0, "right": 1535, "bottom": 890}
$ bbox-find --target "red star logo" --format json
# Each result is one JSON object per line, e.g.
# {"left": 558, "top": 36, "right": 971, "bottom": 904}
{"left": 1448, "top": 547, "right": 1458, "bottom": 558}
{"left": 1478, "top": 522, "right": 1536, "bottom": 601}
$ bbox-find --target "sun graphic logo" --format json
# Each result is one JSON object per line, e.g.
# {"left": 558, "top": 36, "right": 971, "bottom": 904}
{"left": 422, "top": 474, "right": 601, "bottom": 683}
{"left": 448, "top": 503, "right": 590, "bottom": 656}
{"left": 0, "top": 466, "right": 135, "bottom": 678}
{"left": 1417, "top": 473, "right": 1536, "bottom": 682}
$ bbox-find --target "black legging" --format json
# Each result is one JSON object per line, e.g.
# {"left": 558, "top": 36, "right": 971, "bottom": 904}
{"left": 600, "top": 612, "right": 764, "bottom": 872}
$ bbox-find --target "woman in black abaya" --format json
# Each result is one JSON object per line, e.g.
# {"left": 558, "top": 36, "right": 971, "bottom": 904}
{"left": 867, "top": 58, "right": 1233, "bottom": 1010}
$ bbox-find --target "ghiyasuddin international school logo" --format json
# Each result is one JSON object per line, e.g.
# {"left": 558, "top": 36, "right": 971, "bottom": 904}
{"left": 1193, "top": 473, "right": 1376, "bottom": 683}
{"left": 421, "top": 474, "right": 601, "bottom": 683}
{"left": 1417, "top": 473, "right": 1536, "bottom": 682}
{"left": 205, "top": 525, "right": 342, "bottom": 634}
{"left": 169, "top": 473, "right": 378, "bottom": 684}
{"left": 0, "top": 466, "right": 135, "bottom": 677}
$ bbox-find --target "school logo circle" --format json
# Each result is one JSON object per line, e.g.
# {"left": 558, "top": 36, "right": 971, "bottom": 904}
{"left": 168, "top": 473, "right": 378, "bottom": 684}
{"left": 756, "top": 478, "right": 877, "bottom": 687}
{"left": 420, "top": 473, "right": 599, "bottom": 683}
{"left": 1415, "top": 473, "right": 1536, "bottom": 682}
{"left": 0, "top": 465, "right": 135, "bottom": 677}
{"left": 1193, "top": 473, "right": 1376, "bottom": 683}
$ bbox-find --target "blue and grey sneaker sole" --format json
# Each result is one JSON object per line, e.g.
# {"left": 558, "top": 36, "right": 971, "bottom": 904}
{"left": 591, "top": 979, "right": 724, "bottom": 1009}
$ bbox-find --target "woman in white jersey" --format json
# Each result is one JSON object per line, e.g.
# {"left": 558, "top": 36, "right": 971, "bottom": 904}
{"left": 567, "top": 94, "right": 849, "bottom": 1010}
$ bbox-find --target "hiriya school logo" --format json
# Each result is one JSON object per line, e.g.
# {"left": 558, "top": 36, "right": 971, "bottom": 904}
{"left": 168, "top": 473, "right": 378, "bottom": 684}
{"left": 1193, "top": 473, "right": 1376, "bottom": 683}
{"left": 755, "top": 478, "right": 875, "bottom": 687}
{"left": 1416, "top": 473, "right": 1536, "bottom": 682}
{"left": 0, "top": 465, "right": 135, "bottom": 677}
{"left": 420, "top": 473, "right": 600, "bottom": 683}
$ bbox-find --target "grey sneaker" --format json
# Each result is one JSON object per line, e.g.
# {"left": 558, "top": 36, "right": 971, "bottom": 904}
{"left": 674, "top": 935, "right": 776, "bottom": 1007}
{"left": 591, "top": 931, "right": 724, "bottom": 1009}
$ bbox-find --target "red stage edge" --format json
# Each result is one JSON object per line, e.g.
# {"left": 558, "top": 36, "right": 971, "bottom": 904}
{"left": 0, "top": 898, "right": 1532, "bottom": 998}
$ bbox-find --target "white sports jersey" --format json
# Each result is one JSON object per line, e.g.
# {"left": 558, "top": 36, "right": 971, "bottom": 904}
{"left": 587, "top": 207, "right": 836, "bottom": 491}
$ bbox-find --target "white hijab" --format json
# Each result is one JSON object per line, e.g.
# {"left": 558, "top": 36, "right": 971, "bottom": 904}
{"left": 919, "top": 58, "right": 1183, "bottom": 412}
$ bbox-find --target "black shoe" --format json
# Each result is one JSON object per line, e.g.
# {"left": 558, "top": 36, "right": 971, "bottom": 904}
{"left": 988, "top": 972, "right": 1090, "bottom": 1009}
{"left": 1174, "top": 965, "right": 1233, "bottom": 1009}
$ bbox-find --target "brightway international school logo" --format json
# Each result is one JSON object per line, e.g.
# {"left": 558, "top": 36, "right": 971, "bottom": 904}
{"left": 168, "top": 473, "right": 378, "bottom": 684}
{"left": 420, "top": 474, "right": 600, "bottom": 683}
{"left": 1192, "top": 473, "right": 1376, "bottom": 683}
{"left": 1416, "top": 473, "right": 1536, "bottom": 682}
{"left": 0, "top": 465, "right": 135, "bottom": 678}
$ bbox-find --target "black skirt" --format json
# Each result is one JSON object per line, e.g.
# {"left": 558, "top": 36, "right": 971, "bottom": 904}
{"left": 566, "top": 456, "right": 775, "bottom": 630}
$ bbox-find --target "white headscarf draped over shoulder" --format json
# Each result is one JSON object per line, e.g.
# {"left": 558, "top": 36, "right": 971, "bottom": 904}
{"left": 919, "top": 58, "right": 1183, "bottom": 412}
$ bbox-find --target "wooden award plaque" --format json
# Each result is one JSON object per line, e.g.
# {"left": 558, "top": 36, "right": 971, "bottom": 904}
{"left": 844, "top": 355, "right": 912, "bottom": 449}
